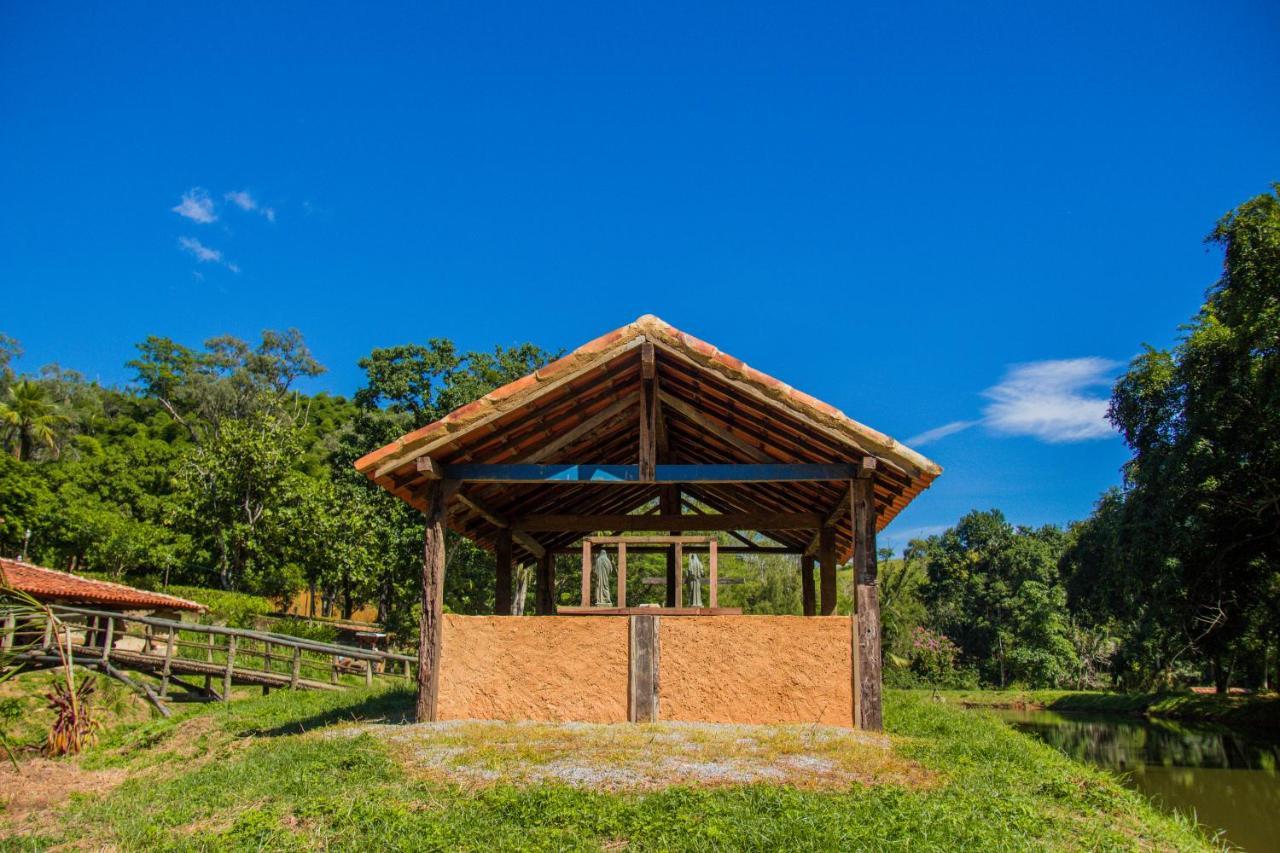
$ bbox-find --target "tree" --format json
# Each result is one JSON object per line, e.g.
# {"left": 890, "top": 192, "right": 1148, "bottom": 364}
{"left": 917, "top": 510, "right": 1077, "bottom": 687}
{"left": 0, "top": 380, "right": 68, "bottom": 461}
{"left": 1107, "top": 184, "right": 1280, "bottom": 692}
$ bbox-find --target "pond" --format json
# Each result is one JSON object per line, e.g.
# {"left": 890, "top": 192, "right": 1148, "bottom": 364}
{"left": 985, "top": 708, "right": 1280, "bottom": 851}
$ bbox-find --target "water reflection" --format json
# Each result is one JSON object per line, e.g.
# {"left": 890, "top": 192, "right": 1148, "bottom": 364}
{"left": 987, "top": 709, "right": 1280, "bottom": 851}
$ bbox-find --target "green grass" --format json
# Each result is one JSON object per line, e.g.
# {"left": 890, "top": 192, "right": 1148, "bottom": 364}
{"left": 935, "top": 687, "right": 1279, "bottom": 729}
{"left": 0, "top": 686, "right": 1215, "bottom": 851}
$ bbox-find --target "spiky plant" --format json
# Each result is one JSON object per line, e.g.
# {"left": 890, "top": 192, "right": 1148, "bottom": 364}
{"left": 45, "top": 671, "right": 101, "bottom": 756}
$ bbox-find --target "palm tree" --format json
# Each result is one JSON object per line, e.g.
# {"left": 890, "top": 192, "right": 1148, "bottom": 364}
{"left": 0, "top": 380, "right": 67, "bottom": 460}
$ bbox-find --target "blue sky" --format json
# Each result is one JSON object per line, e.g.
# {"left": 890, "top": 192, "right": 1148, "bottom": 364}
{"left": 2, "top": 2, "right": 1277, "bottom": 551}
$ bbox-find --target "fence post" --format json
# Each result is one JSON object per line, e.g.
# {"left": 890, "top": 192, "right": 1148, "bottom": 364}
{"left": 223, "top": 634, "right": 236, "bottom": 701}
{"left": 290, "top": 646, "right": 301, "bottom": 688}
{"left": 1, "top": 612, "right": 15, "bottom": 651}
{"left": 264, "top": 640, "right": 273, "bottom": 675}
{"left": 365, "top": 658, "right": 373, "bottom": 687}
{"left": 160, "top": 626, "right": 176, "bottom": 699}
{"left": 100, "top": 617, "right": 114, "bottom": 663}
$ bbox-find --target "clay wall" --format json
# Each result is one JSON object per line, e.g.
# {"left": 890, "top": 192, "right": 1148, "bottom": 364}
{"left": 435, "top": 614, "right": 852, "bottom": 726}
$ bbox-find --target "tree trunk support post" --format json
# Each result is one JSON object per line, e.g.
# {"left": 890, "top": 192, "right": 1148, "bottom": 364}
{"left": 580, "top": 540, "right": 592, "bottom": 607}
{"left": 495, "top": 528, "right": 513, "bottom": 616}
{"left": 616, "top": 542, "right": 627, "bottom": 609}
{"left": 661, "top": 486, "right": 680, "bottom": 607}
{"left": 417, "top": 478, "right": 455, "bottom": 723}
{"left": 537, "top": 552, "right": 557, "bottom": 614}
{"left": 851, "top": 461, "right": 882, "bottom": 731}
{"left": 818, "top": 527, "right": 837, "bottom": 615}
{"left": 223, "top": 634, "right": 236, "bottom": 702}
{"left": 801, "top": 555, "right": 816, "bottom": 616}
{"left": 708, "top": 539, "right": 719, "bottom": 609}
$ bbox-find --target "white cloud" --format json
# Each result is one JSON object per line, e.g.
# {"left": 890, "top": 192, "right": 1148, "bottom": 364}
{"left": 178, "top": 236, "right": 221, "bottom": 262}
{"left": 906, "top": 357, "right": 1119, "bottom": 448}
{"left": 907, "top": 420, "right": 978, "bottom": 447}
{"left": 982, "top": 357, "right": 1119, "bottom": 443}
{"left": 225, "top": 189, "right": 276, "bottom": 222}
{"left": 178, "top": 237, "right": 239, "bottom": 273}
{"left": 172, "top": 188, "right": 216, "bottom": 223}
{"left": 225, "top": 190, "right": 256, "bottom": 211}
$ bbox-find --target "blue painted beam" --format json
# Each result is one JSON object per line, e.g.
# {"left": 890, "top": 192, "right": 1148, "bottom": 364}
{"left": 439, "top": 463, "right": 857, "bottom": 483}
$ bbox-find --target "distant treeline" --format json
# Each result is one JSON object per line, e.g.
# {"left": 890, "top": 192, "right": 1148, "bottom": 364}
{"left": 2, "top": 185, "right": 1277, "bottom": 691}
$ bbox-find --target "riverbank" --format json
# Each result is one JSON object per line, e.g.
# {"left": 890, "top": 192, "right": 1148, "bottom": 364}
{"left": 0, "top": 683, "right": 1212, "bottom": 849}
{"left": 935, "top": 687, "right": 1278, "bottom": 729}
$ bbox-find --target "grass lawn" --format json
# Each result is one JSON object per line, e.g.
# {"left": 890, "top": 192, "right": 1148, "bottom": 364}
{"left": 0, "top": 681, "right": 1215, "bottom": 851}
{"left": 933, "top": 687, "right": 1279, "bottom": 729}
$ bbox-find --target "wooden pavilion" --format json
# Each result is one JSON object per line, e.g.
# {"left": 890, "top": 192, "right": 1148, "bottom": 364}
{"left": 355, "top": 315, "right": 940, "bottom": 730}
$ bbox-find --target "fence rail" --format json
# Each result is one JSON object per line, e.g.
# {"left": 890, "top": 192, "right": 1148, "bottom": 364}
{"left": 5, "top": 605, "right": 416, "bottom": 714}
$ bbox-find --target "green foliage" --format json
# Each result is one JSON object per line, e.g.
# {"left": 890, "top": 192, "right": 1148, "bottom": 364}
{"left": 1066, "top": 184, "right": 1280, "bottom": 693}
{"left": 912, "top": 510, "right": 1078, "bottom": 688}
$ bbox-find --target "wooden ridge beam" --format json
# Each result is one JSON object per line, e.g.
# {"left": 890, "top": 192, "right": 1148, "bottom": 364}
{"left": 513, "top": 512, "right": 822, "bottom": 532}
{"left": 435, "top": 463, "right": 858, "bottom": 484}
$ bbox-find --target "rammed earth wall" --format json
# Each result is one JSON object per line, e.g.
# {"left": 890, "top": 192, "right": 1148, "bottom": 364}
{"left": 436, "top": 614, "right": 853, "bottom": 726}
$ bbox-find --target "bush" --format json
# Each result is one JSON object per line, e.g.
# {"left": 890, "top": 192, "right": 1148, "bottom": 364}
{"left": 907, "top": 626, "right": 978, "bottom": 689}
{"left": 260, "top": 617, "right": 339, "bottom": 645}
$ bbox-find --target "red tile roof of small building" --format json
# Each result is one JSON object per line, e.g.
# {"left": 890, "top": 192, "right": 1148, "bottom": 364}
{"left": 0, "top": 559, "right": 206, "bottom": 612}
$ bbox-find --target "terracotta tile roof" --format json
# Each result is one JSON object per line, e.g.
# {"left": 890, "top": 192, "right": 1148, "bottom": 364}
{"left": 0, "top": 559, "right": 206, "bottom": 612}
{"left": 354, "top": 314, "right": 943, "bottom": 562}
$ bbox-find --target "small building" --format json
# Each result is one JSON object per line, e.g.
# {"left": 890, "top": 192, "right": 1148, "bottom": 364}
{"left": 0, "top": 558, "right": 205, "bottom": 619}
{"left": 355, "top": 315, "right": 941, "bottom": 730}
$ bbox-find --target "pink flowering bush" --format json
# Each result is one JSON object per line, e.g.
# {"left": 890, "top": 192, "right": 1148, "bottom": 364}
{"left": 909, "top": 626, "right": 962, "bottom": 685}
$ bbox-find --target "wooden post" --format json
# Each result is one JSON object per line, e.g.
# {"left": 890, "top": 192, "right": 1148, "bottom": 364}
{"left": 674, "top": 543, "right": 684, "bottom": 608}
{"left": 629, "top": 615, "right": 660, "bottom": 722}
{"left": 223, "top": 634, "right": 236, "bottom": 702}
{"left": 639, "top": 343, "right": 656, "bottom": 481}
{"left": 708, "top": 540, "right": 718, "bottom": 609}
{"left": 264, "top": 640, "right": 273, "bottom": 674}
{"left": 416, "top": 479, "right": 453, "bottom": 723}
{"left": 819, "top": 526, "right": 837, "bottom": 615}
{"left": 661, "top": 486, "right": 679, "bottom": 607}
{"left": 495, "top": 528, "right": 513, "bottom": 616}
{"left": 204, "top": 632, "right": 215, "bottom": 693}
{"left": 160, "top": 626, "right": 176, "bottom": 698}
{"left": 537, "top": 552, "right": 557, "bottom": 615}
{"left": 801, "top": 555, "right": 816, "bottom": 616}
{"left": 100, "top": 617, "right": 114, "bottom": 663}
{"left": 580, "top": 539, "right": 592, "bottom": 607}
{"left": 290, "top": 646, "right": 301, "bottom": 688}
{"left": 616, "top": 542, "right": 627, "bottom": 609}
{"left": 365, "top": 658, "right": 374, "bottom": 687}
{"left": 852, "top": 474, "right": 882, "bottom": 731}
{"left": 2, "top": 612, "right": 17, "bottom": 651}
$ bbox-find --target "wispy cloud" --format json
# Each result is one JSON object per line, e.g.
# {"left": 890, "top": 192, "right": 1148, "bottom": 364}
{"left": 907, "top": 420, "right": 979, "bottom": 447}
{"left": 172, "top": 188, "right": 217, "bottom": 223}
{"left": 178, "top": 236, "right": 239, "bottom": 272}
{"left": 908, "top": 357, "right": 1119, "bottom": 447}
{"left": 225, "top": 189, "right": 276, "bottom": 222}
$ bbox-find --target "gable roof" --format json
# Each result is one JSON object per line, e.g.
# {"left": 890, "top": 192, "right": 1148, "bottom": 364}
{"left": 356, "top": 314, "right": 941, "bottom": 561}
{"left": 0, "top": 559, "right": 206, "bottom": 612}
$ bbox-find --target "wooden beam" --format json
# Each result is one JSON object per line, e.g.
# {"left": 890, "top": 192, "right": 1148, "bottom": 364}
{"left": 438, "top": 463, "right": 859, "bottom": 484}
{"left": 661, "top": 486, "right": 679, "bottom": 607}
{"left": 537, "top": 552, "right": 557, "bottom": 614}
{"left": 674, "top": 543, "right": 684, "bottom": 608}
{"left": 681, "top": 498, "right": 759, "bottom": 548}
{"left": 551, "top": 544, "right": 797, "bottom": 554}
{"left": 629, "top": 614, "right": 659, "bottom": 722}
{"left": 514, "top": 511, "right": 821, "bottom": 533}
{"left": 708, "top": 540, "right": 718, "bottom": 609}
{"left": 801, "top": 554, "right": 816, "bottom": 616}
{"left": 852, "top": 476, "right": 882, "bottom": 731}
{"left": 495, "top": 528, "right": 513, "bottom": 616}
{"left": 657, "top": 391, "right": 773, "bottom": 463}
{"left": 580, "top": 539, "right": 591, "bottom": 607}
{"left": 616, "top": 542, "right": 627, "bottom": 609}
{"left": 639, "top": 344, "right": 657, "bottom": 481}
{"left": 819, "top": 526, "right": 837, "bottom": 616}
{"left": 454, "top": 491, "right": 545, "bottom": 559}
{"left": 415, "top": 456, "right": 444, "bottom": 478}
{"left": 523, "top": 392, "right": 642, "bottom": 463}
{"left": 417, "top": 479, "right": 454, "bottom": 723}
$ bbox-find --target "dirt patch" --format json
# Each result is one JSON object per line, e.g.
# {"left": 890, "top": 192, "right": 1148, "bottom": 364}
{"left": 0, "top": 757, "right": 128, "bottom": 838}
{"left": 325, "top": 719, "right": 936, "bottom": 792}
